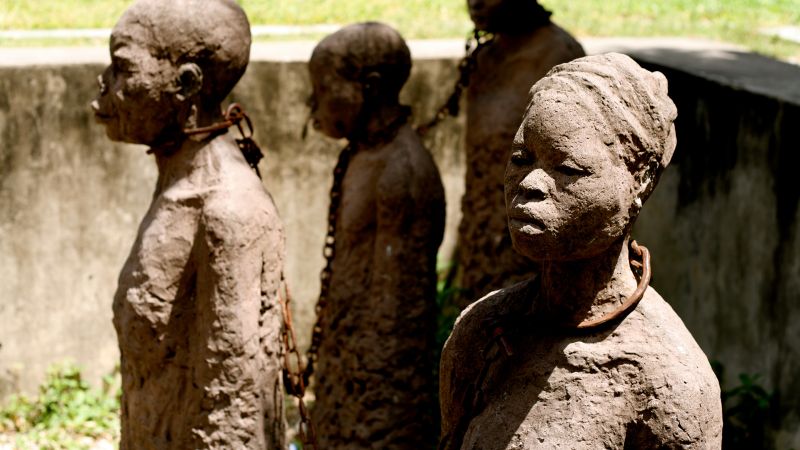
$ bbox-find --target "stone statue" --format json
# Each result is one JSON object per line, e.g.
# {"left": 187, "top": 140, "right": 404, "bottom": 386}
{"left": 307, "top": 22, "right": 446, "bottom": 450}
{"left": 457, "top": 0, "right": 585, "bottom": 306}
{"left": 439, "top": 53, "right": 723, "bottom": 449}
{"left": 90, "top": 1, "right": 285, "bottom": 448}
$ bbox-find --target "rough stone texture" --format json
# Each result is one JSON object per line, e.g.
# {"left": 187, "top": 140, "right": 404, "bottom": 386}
{"left": 440, "top": 53, "right": 722, "bottom": 449}
{"left": 111, "top": 135, "right": 285, "bottom": 449}
{"left": 3, "top": 38, "right": 800, "bottom": 445}
{"left": 312, "top": 125, "right": 445, "bottom": 449}
{"left": 604, "top": 45, "right": 800, "bottom": 450}
{"left": 0, "top": 44, "right": 465, "bottom": 404}
{"left": 307, "top": 23, "right": 446, "bottom": 449}
{"left": 91, "top": 0, "right": 285, "bottom": 447}
{"left": 458, "top": 13, "right": 585, "bottom": 305}
{"left": 442, "top": 283, "right": 723, "bottom": 449}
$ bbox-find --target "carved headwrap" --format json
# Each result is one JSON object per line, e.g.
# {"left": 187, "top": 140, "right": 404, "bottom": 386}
{"left": 530, "top": 53, "right": 678, "bottom": 200}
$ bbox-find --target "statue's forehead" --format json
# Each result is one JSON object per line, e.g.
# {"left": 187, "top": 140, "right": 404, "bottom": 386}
{"left": 110, "top": 17, "right": 172, "bottom": 65}
{"left": 523, "top": 96, "right": 592, "bottom": 137}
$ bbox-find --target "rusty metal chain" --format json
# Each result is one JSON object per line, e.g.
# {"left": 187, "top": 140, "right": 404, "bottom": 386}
{"left": 278, "top": 273, "right": 319, "bottom": 450}
{"left": 304, "top": 143, "right": 355, "bottom": 382}
{"left": 440, "top": 241, "right": 651, "bottom": 450}
{"left": 303, "top": 108, "right": 409, "bottom": 383}
{"left": 416, "top": 29, "right": 495, "bottom": 136}
{"left": 183, "top": 103, "right": 264, "bottom": 178}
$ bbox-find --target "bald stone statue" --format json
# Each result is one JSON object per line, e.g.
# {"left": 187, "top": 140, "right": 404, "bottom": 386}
{"left": 440, "top": 54, "right": 723, "bottom": 449}
{"left": 307, "top": 22, "right": 446, "bottom": 450}
{"left": 457, "top": 0, "right": 585, "bottom": 306}
{"left": 91, "top": 1, "right": 285, "bottom": 448}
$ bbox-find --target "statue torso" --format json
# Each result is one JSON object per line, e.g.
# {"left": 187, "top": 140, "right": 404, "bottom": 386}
{"left": 441, "top": 281, "right": 723, "bottom": 450}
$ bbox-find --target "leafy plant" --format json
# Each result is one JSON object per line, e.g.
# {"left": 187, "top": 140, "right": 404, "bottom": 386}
{"left": 711, "top": 361, "right": 777, "bottom": 450}
{"left": 0, "top": 363, "right": 120, "bottom": 449}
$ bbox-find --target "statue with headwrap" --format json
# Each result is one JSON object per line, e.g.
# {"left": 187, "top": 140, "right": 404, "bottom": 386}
{"left": 91, "top": 1, "right": 285, "bottom": 448}
{"left": 455, "top": 0, "right": 585, "bottom": 308}
{"left": 439, "top": 53, "right": 722, "bottom": 449}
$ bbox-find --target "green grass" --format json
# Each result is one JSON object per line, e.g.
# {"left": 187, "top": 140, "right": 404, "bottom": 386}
{"left": 0, "top": 363, "right": 120, "bottom": 450}
{"left": 1, "top": 1, "right": 799, "bottom": 59}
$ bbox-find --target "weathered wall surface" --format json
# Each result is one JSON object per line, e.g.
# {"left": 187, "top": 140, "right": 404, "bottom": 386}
{"left": 583, "top": 39, "right": 800, "bottom": 448}
{"left": 1, "top": 38, "right": 799, "bottom": 445}
{"left": 625, "top": 53, "right": 800, "bottom": 449}
{"left": 0, "top": 48, "right": 465, "bottom": 402}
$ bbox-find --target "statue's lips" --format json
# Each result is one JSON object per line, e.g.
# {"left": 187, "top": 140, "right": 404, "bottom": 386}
{"left": 509, "top": 217, "right": 545, "bottom": 235}
{"left": 93, "top": 112, "right": 114, "bottom": 124}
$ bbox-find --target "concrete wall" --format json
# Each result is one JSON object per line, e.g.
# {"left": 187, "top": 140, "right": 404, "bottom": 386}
{"left": 616, "top": 47, "right": 800, "bottom": 449}
{"left": 0, "top": 44, "right": 466, "bottom": 402}
{"left": 1, "top": 38, "right": 799, "bottom": 445}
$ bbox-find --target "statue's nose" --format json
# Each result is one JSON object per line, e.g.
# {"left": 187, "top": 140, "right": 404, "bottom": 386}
{"left": 96, "top": 74, "right": 108, "bottom": 95}
{"left": 519, "top": 169, "right": 549, "bottom": 201}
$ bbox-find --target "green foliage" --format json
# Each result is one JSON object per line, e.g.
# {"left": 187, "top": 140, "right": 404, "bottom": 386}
{"left": 711, "top": 361, "right": 777, "bottom": 450}
{"left": 1, "top": 0, "right": 799, "bottom": 62}
{"left": 435, "top": 260, "right": 463, "bottom": 352}
{"left": 0, "top": 363, "right": 120, "bottom": 450}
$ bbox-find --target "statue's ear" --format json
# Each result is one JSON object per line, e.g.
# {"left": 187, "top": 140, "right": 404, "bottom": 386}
{"left": 175, "top": 63, "right": 203, "bottom": 101}
{"left": 362, "top": 71, "right": 382, "bottom": 99}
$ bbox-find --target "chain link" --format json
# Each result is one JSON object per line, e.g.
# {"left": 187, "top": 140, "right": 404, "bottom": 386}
{"left": 416, "top": 29, "right": 495, "bottom": 136}
{"left": 279, "top": 274, "right": 319, "bottom": 450}
{"left": 304, "top": 143, "right": 355, "bottom": 381}
{"left": 182, "top": 103, "right": 264, "bottom": 178}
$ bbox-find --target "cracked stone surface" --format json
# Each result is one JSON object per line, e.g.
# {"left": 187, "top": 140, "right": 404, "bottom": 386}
{"left": 440, "top": 53, "right": 722, "bottom": 449}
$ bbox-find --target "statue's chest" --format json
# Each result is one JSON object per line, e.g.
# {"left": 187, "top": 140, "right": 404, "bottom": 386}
{"left": 463, "top": 336, "right": 639, "bottom": 449}
{"left": 118, "top": 196, "right": 201, "bottom": 300}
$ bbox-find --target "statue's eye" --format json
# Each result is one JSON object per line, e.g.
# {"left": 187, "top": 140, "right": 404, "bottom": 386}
{"left": 556, "top": 162, "right": 590, "bottom": 176}
{"left": 510, "top": 146, "right": 533, "bottom": 165}
{"left": 306, "top": 95, "right": 318, "bottom": 110}
{"left": 113, "top": 59, "right": 134, "bottom": 75}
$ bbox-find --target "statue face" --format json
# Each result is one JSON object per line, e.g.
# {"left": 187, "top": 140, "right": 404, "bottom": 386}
{"left": 467, "top": 0, "right": 506, "bottom": 31}
{"left": 308, "top": 55, "right": 364, "bottom": 140}
{"left": 504, "top": 99, "right": 637, "bottom": 261}
{"left": 91, "top": 21, "right": 182, "bottom": 145}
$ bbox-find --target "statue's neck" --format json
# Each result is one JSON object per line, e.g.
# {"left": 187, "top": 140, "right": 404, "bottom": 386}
{"left": 483, "top": 2, "right": 551, "bottom": 37}
{"left": 350, "top": 101, "right": 409, "bottom": 149}
{"left": 150, "top": 102, "right": 226, "bottom": 188}
{"left": 537, "top": 237, "right": 638, "bottom": 325}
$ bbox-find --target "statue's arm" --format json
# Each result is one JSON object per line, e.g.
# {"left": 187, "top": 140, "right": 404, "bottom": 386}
{"left": 369, "top": 159, "right": 416, "bottom": 300}
{"left": 191, "top": 197, "right": 285, "bottom": 445}
{"left": 438, "top": 327, "right": 463, "bottom": 446}
{"left": 632, "top": 370, "right": 723, "bottom": 449}
{"left": 438, "top": 301, "right": 487, "bottom": 449}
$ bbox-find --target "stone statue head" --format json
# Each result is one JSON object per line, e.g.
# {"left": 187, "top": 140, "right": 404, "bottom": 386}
{"left": 308, "top": 22, "right": 411, "bottom": 139}
{"left": 467, "top": 0, "right": 551, "bottom": 33}
{"left": 91, "top": 0, "right": 251, "bottom": 146}
{"left": 505, "top": 53, "right": 677, "bottom": 261}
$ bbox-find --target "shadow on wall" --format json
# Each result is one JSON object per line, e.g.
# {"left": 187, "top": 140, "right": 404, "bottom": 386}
{"left": 0, "top": 42, "right": 799, "bottom": 448}
{"left": 0, "top": 56, "right": 467, "bottom": 407}
{"left": 629, "top": 47, "right": 800, "bottom": 450}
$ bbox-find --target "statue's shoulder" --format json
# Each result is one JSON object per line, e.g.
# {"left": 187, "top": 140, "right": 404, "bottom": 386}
{"left": 518, "top": 22, "right": 586, "bottom": 65}
{"left": 633, "top": 288, "right": 714, "bottom": 365}
{"left": 621, "top": 288, "right": 723, "bottom": 446}
{"left": 627, "top": 290, "right": 721, "bottom": 405}
{"left": 378, "top": 125, "right": 444, "bottom": 200}
{"left": 199, "top": 138, "right": 283, "bottom": 246}
{"left": 439, "top": 277, "right": 538, "bottom": 430}
{"left": 444, "top": 277, "right": 538, "bottom": 364}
